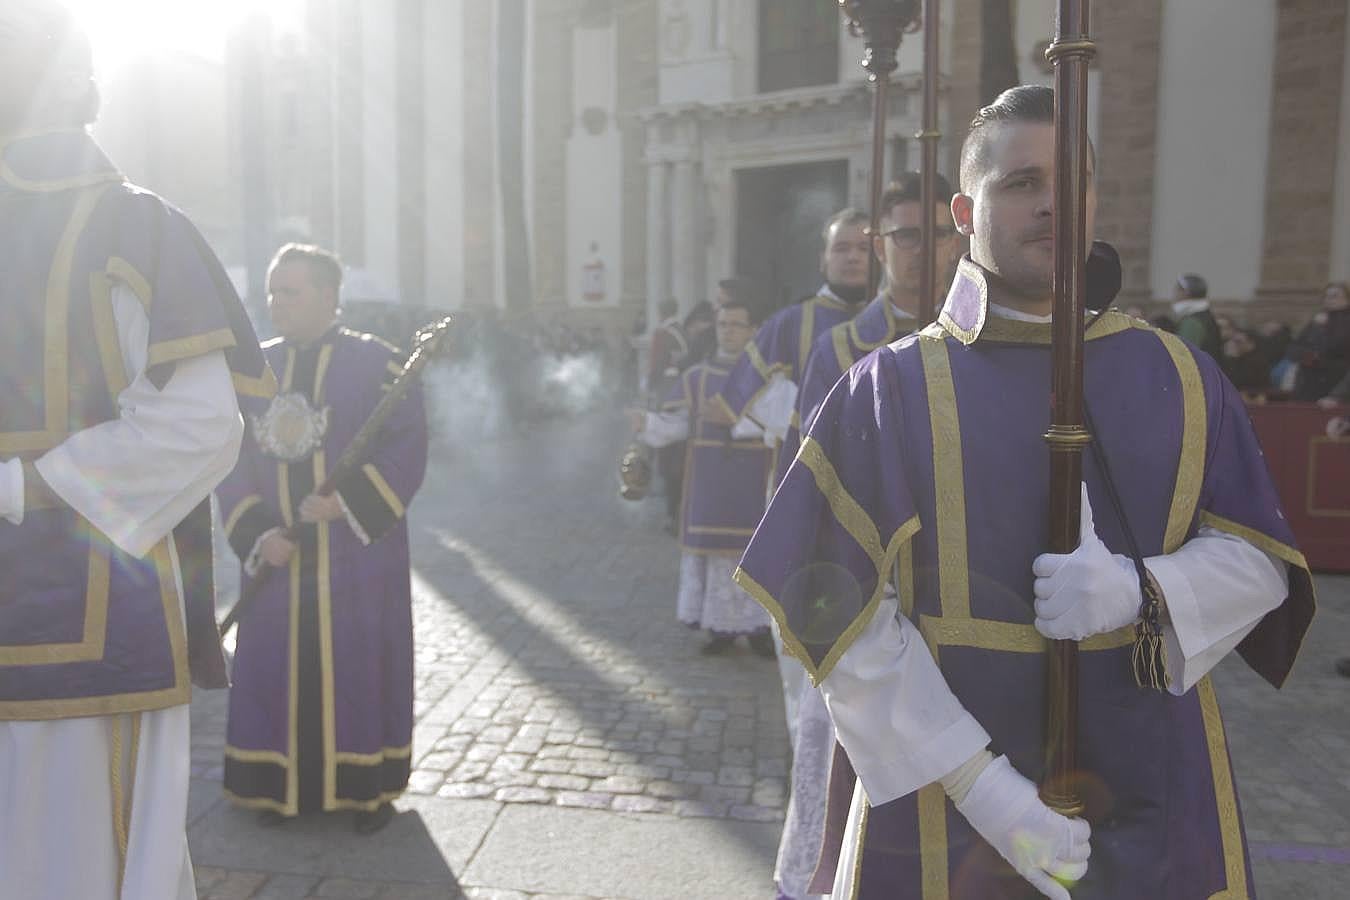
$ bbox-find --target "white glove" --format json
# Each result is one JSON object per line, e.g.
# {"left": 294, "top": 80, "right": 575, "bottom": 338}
{"left": 1033, "top": 484, "right": 1140, "bottom": 641}
{"left": 0, "top": 458, "right": 23, "bottom": 526}
{"left": 747, "top": 374, "right": 797, "bottom": 445}
{"left": 954, "top": 754, "right": 1091, "bottom": 899}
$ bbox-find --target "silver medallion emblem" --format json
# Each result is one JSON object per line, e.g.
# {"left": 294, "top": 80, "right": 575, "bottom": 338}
{"left": 250, "top": 392, "right": 330, "bottom": 463}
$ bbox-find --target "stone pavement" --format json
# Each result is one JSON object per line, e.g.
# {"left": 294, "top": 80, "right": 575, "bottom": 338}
{"left": 187, "top": 409, "right": 1350, "bottom": 899}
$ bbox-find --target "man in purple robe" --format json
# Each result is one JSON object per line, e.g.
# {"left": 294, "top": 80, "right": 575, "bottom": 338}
{"left": 216, "top": 244, "right": 428, "bottom": 834}
{"left": 799, "top": 171, "right": 965, "bottom": 435}
{"left": 736, "top": 85, "right": 1315, "bottom": 899}
{"left": 631, "top": 292, "right": 777, "bottom": 656}
{"left": 774, "top": 170, "right": 965, "bottom": 900}
{"left": 0, "top": 4, "right": 274, "bottom": 895}
{"left": 714, "top": 207, "right": 872, "bottom": 742}
{"left": 714, "top": 208, "right": 872, "bottom": 488}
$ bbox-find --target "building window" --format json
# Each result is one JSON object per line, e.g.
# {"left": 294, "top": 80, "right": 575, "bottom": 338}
{"left": 758, "top": 0, "right": 840, "bottom": 93}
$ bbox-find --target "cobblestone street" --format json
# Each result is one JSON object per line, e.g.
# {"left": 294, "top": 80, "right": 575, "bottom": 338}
{"left": 187, "top": 410, "right": 1350, "bottom": 899}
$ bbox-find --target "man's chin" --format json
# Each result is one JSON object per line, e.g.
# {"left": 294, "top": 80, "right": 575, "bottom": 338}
{"left": 998, "top": 262, "right": 1052, "bottom": 298}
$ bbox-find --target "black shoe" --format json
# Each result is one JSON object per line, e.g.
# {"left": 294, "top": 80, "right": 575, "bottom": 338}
{"left": 700, "top": 635, "right": 735, "bottom": 656}
{"left": 355, "top": 802, "right": 396, "bottom": 835}
{"left": 256, "top": 809, "right": 289, "bottom": 828}
{"left": 747, "top": 632, "right": 776, "bottom": 659}
{"left": 1336, "top": 657, "right": 1350, "bottom": 678}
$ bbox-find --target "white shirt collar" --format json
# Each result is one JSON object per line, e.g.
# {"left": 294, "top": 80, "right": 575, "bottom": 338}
{"left": 988, "top": 301, "right": 1052, "bottom": 324}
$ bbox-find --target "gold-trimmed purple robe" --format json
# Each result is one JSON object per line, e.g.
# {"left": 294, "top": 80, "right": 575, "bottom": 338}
{"left": 736, "top": 259, "right": 1315, "bottom": 898}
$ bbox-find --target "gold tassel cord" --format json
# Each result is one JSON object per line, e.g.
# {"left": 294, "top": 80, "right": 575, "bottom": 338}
{"left": 1132, "top": 579, "right": 1171, "bottom": 690}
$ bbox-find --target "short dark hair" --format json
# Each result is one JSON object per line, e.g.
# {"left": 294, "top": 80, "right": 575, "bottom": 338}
{"left": 959, "top": 84, "right": 1094, "bottom": 191}
{"left": 684, "top": 300, "right": 714, "bottom": 328}
{"left": 822, "top": 207, "right": 871, "bottom": 246}
{"left": 718, "top": 296, "right": 757, "bottom": 325}
{"left": 878, "top": 171, "right": 955, "bottom": 219}
{"left": 717, "top": 276, "right": 759, "bottom": 305}
{"left": 1176, "top": 273, "right": 1208, "bottom": 299}
{"left": 269, "top": 243, "right": 343, "bottom": 294}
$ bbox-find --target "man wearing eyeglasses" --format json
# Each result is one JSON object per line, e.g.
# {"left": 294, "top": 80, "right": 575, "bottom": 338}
{"left": 797, "top": 172, "right": 965, "bottom": 438}
{"left": 771, "top": 171, "right": 965, "bottom": 900}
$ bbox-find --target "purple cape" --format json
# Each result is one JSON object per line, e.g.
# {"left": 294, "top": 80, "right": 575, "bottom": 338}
{"left": 715, "top": 292, "right": 859, "bottom": 485}
{"left": 216, "top": 327, "right": 428, "bottom": 813}
{"left": 799, "top": 294, "right": 914, "bottom": 435}
{"left": 736, "top": 258, "right": 1315, "bottom": 898}
{"left": 0, "top": 132, "right": 274, "bottom": 720}
{"left": 663, "top": 360, "right": 775, "bottom": 555}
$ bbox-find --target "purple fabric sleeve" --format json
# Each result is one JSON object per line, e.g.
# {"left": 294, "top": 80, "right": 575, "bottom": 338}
{"left": 1195, "top": 358, "right": 1316, "bottom": 688}
{"left": 736, "top": 350, "right": 920, "bottom": 681}
{"left": 797, "top": 329, "right": 842, "bottom": 437}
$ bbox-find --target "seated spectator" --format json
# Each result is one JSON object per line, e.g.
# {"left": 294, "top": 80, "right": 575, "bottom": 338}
{"left": 1220, "top": 328, "right": 1272, "bottom": 392}
{"left": 1215, "top": 314, "right": 1237, "bottom": 343}
{"left": 1172, "top": 273, "right": 1221, "bottom": 358}
{"left": 1257, "top": 320, "right": 1292, "bottom": 362}
{"left": 1285, "top": 281, "right": 1350, "bottom": 401}
{"left": 1317, "top": 370, "right": 1350, "bottom": 408}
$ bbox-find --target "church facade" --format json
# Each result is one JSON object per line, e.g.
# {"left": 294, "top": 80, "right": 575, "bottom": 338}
{"left": 211, "top": 0, "right": 1347, "bottom": 330}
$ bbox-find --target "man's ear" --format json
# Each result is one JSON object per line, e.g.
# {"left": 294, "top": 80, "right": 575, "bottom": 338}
{"left": 951, "top": 193, "right": 975, "bottom": 236}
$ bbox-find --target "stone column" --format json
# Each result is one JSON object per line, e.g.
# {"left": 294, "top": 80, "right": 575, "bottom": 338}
{"left": 1095, "top": 1, "right": 1164, "bottom": 299}
{"left": 646, "top": 160, "right": 671, "bottom": 329}
{"left": 1333, "top": 2, "right": 1350, "bottom": 282}
{"left": 671, "top": 157, "right": 698, "bottom": 313}
{"left": 1258, "top": 0, "right": 1347, "bottom": 297}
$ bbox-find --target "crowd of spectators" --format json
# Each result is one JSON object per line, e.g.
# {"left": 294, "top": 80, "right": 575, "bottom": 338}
{"left": 1132, "top": 277, "right": 1350, "bottom": 406}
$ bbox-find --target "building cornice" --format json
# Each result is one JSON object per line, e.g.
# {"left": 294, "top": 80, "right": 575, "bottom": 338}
{"left": 636, "top": 73, "right": 932, "bottom": 124}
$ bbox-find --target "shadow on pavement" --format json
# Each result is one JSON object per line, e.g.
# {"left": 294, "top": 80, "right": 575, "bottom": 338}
{"left": 188, "top": 799, "right": 472, "bottom": 893}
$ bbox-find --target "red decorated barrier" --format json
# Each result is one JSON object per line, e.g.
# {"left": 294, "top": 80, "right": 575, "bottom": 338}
{"left": 1246, "top": 401, "right": 1350, "bottom": 573}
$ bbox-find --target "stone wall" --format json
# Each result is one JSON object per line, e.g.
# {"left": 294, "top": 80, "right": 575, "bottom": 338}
{"left": 1259, "top": 0, "right": 1348, "bottom": 297}
{"left": 1094, "top": 2, "right": 1164, "bottom": 299}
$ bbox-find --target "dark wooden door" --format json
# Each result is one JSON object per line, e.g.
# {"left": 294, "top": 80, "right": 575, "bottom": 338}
{"left": 735, "top": 160, "right": 850, "bottom": 312}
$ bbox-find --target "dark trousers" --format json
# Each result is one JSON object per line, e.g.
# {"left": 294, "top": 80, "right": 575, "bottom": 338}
{"left": 658, "top": 443, "right": 686, "bottom": 521}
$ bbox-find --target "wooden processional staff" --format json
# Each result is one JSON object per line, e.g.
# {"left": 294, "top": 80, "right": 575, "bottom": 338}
{"left": 1041, "top": 0, "right": 1096, "bottom": 818}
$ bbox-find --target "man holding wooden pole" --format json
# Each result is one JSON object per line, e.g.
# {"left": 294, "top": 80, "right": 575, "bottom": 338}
{"left": 216, "top": 244, "right": 429, "bottom": 834}
{"left": 735, "top": 82, "right": 1314, "bottom": 899}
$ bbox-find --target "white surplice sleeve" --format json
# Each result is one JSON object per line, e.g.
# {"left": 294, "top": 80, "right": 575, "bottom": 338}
{"left": 734, "top": 373, "right": 798, "bottom": 444}
{"left": 818, "top": 591, "right": 991, "bottom": 806}
{"left": 1147, "top": 525, "right": 1289, "bottom": 695}
{"left": 819, "top": 525, "right": 1287, "bottom": 807}
{"left": 32, "top": 283, "right": 244, "bottom": 559}
{"left": 640, "top": 410, "right": 691, "bottom": 448}
{"left": 0, "top": 458, "right": 21, "bottom": 525}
